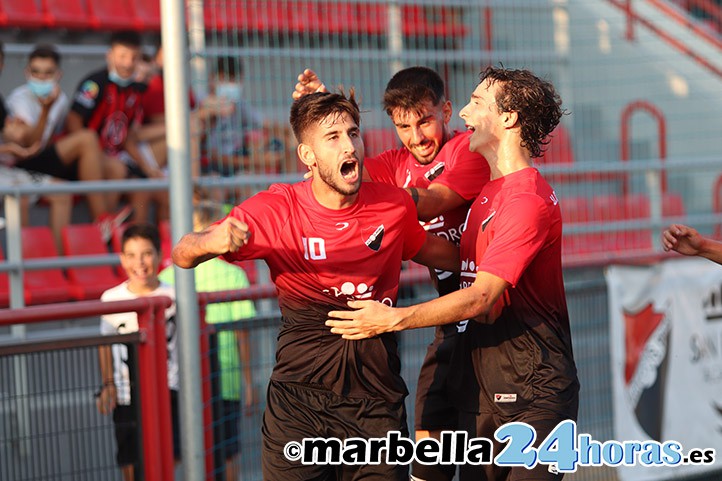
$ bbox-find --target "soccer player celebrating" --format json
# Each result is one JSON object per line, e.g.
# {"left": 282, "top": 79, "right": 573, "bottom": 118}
{"left": 327, "top": 67, "right": 580, "bottom": 481}
{"left": 173, "top": 90, "right": 460, "bottom": 481}
{"left": 295, "top": 67, "right": 490, "bottom": 481}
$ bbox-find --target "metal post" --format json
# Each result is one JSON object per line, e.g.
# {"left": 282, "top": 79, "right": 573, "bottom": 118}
{"left": 187, "top": 0, "right": 208, "bottom": 99}
{"left": 159, "top": 0, "right": 205, "bottom": 479}
{"left": 388, "top": 0, "right": 404, "bottom": 77}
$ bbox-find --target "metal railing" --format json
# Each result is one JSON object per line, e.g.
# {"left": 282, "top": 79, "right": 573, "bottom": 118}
{"left": 0, "top": 296, "right": 174, "bottom": 481}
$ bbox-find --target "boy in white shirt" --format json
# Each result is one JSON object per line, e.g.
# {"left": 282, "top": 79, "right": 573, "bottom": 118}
{"left": 95, "top": 223, "right": 179, "bottom": 481}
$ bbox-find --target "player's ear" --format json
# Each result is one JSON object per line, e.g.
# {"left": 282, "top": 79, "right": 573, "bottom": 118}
{"left": 297, "top": 143, "right": 316, "bottom": 168}
{"left": 502, "top": 110, "right": 519, "bottom": 129}
{"left": 442, "top": 99, "right": 452, "bottom": 123}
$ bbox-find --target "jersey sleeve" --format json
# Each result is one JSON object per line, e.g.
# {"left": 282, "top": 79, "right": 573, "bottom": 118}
{"left": 6, "top": 90, "right": 33, "bottom": 125}
{"left": 364, "top": 150, "right": 401, "bottom": 185}
{"left": 476, "top": 193, "right": 550, "bottom": 287}
{"left": 142, "top": 75, "right": 165, "bottom": 119}
{"left": 70, "top": 74, "right": 103, "bottom": 124}
{"left": 431, "top": 132, "right": 490, "bottom": 201}
{"left": 220, "top": 190, "right": 290, "bottom": 263}
{"left": 400, "top": 192, "right": 428, "bottom": 260}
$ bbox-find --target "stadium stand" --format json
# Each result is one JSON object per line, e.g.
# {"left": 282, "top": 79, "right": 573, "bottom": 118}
{"left": 88, "top": 0, "right": 139, "bottom": 31}
{"left": 61, "top": 223, "right": 124, "bottom": 300}
{"left": 42, "top": 0, "right": 92, "bottom": 29}
{"left": 0, "top": 0, "right": 45, "bottom": 28}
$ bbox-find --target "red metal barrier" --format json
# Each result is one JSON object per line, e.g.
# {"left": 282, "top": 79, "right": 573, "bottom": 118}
{"left": 0, "top": 297, "right": 173, "bottom": 481}
{"left": 620, "top": 100, "right": 667, "bottom": 196}
{"left": 609, "top": 0, "right": 722, "bottom": 78}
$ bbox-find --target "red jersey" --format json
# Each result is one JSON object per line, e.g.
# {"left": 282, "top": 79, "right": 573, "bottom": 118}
{"left": 141, "top": 73, "right": 196, "bottom": 122}
{"left": 222, "top": 180, "right": 426, "bottom": 403}
{"left": 452, "top": 168, "right": 579, "bottom": 417}
{"left": 70, "top": 69, "right": 144, "bottom": 156}
{"left": 364, "top": 130, "right": 489, "bottom": 245}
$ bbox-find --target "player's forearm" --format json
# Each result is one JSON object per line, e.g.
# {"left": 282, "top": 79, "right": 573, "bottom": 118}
{"left": 97, "top": 346, "right": 115, "bottom": 385}
{"left": 396, "top": 284, "right": 498, "bottom": 331}
{"left": 698, "top": 237, "right": 722, "bottom": 265}
{"left": 412, "top": 233, "right": 460, "bottom": 272}
{"left": 407, "top": 185, "right": 466, "bottom": 222}
{"left": 18, "top": 111, "right": 49, "bottom": 147}
{"left": 172, "top": 231, "right": 219, "bottom": 268}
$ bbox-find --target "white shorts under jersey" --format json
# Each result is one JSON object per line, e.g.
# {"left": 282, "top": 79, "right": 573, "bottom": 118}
{"left": 100, "top": 282, "right": 177, "bottom": 405}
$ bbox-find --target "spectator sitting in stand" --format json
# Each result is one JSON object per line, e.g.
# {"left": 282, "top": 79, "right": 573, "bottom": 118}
{"left": 66, "top": 31, "right": 168, "bottom": 224}
{"left": 5, "top": 44, "right": 131, "bottom": 244}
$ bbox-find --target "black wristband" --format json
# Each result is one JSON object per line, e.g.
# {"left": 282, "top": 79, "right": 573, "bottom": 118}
{"left": 409, "top": 187, "right": 419, "bottom": 205}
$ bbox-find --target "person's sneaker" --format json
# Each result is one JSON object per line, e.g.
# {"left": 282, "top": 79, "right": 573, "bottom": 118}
{"left": 96, "top": 206, "right": 133, "bottom": 243}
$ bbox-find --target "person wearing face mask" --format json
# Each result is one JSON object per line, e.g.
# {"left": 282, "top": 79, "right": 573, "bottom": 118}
{"left": 3, "top": 44, "right": 131, "bottom": 246}
{"left": 202, "top": 56, "right": 268, "bottom": 192}
{"left": 66, "top": 31, "right": 166, "bottom": 224}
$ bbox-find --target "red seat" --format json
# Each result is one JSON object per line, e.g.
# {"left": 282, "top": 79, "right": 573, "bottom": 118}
{"left": 539, "top": 124, "right": 574, "bottom": 165}
{"left": 363, "top": 128, "right": 401, "bottom": 158}
{"left": 561, "top": 196, "right": 597, "bottom": 256}
{"left": 591, "top": 194, "right": 652, "bottom": 252}
{"left": 662, "top": 192, "right": 686, "bottom": 217}
{"left": 42, "top": 0, "right": 91, "bottom": 29}
{"left": 402, "top": 5, "right": 467, "bottom": 38}
{"left": 21, "top": 226, "right": 79, "bottom": 304}
{"left": 354, "top": 3, "right": 387, "bottom": 35}
{"left": 87, "top": 0, "right": 137, "bottom": 30}
{"left": 131, "top": 0, "right": 160, "bottom": 30}
{"left": 0, "top": 0, "right": 45, "bottom": 28}
{"left": 62, "top": 224, "right": 124, "bottom": 300}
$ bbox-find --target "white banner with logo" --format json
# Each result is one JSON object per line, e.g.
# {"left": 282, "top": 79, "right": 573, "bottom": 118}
{"left": 606, "top": 258, "right": 722, "bottom": 481}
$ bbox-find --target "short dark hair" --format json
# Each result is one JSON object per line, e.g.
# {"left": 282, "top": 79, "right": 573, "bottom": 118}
{"left": 29, "top": 44, "right": 61, "bottom": 67}
{"left": 110, "top": 31, "right": 142, "bottom": 49}
{"left": 121, "top": 223, "right": 161, "bottom": 254}
{"left": 383, "top": 66, "right": 445, "bottom": 117}
{"left": 290, "top": 90, "right": 361, "bottom": 143}
{"left": 216, "top": 56, "right": 243, "bottom": 79}
{"left": 480, "top": 66, "right": 564, "bottom": 158}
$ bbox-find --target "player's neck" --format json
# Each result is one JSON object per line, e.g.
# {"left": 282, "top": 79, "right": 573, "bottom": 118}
{"left": 310, "top": 180, "right": 358, "bottom": 210}
{"left": 483, "top": 137, "right": 533, "bottom": 180}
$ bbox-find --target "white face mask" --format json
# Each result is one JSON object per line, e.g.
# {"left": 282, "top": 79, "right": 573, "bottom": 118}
{"left": 215, "top": 82, "right": 243, "bottom": 102}
{"left": 109, "top": 69, "right": 134, "bottom": 88}
{"left": 27, "top": 78, "right": 56, "bottom": 98}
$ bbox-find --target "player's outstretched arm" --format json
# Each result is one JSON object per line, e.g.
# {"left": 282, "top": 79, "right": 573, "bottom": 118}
{"left": 292, "top": 68, "right": 328, "bottom": 100}
{"left": 172, "top": 217, "right": 250, "bottom": 269}
{"left": 326, "top": 271, "right": 509, "bottom": 340}
{"left": 662, "top": 223, "right": 722, "bottom": 265}
{"left": 408, "top": 184, "right": 467, "bottom": 222}
{"left": 412, "top": 232, "right": 460, "bottom": 272}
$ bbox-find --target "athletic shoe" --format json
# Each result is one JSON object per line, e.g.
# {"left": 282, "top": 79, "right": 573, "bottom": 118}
{"left": 96, "top": 205, "right": 133, "bottom": 243}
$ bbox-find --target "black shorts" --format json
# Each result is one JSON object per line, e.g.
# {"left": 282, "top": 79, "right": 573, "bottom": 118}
{"left": 262, "top": 380, "right": 409, "bottom": 481}
{"left": 113, "top": 389, "right": 181, "bottom": 467}
{"left": 15, "top": 144, "right": 78, "bottom": 181}
{"left": 458, "top": 408, "right": 571, "bottom": 481}
{"left": 215, "top": 400, "right": 241, "bottom": 458}
{"left": 414, "top": 323, "right": 461, "bottom": 431}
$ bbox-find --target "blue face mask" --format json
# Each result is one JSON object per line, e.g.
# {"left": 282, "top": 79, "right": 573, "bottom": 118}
{"left": 109, "top": 70, "right": 134, "bottom": 88}
{"left": 27, "top": 78, "right": 55, "bottom": 99}
{"left": 215, "top": 82, "right": 243, "bottom": 102}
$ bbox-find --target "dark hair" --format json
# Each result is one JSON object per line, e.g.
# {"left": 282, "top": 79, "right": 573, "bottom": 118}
{"left": 110, "top": 30, "right": 142, "bottom": 49}
{"left": 121, "top": 223, "right": 161, "bottom": 254}
{"left": 290, "top": 90, "right": 360, "bottom": 143}
{"left": 216, "top": 56, "right": 243, "bottom": 79}
{"left": 383, "top": 66, "right": 445, "bottom": 117}
{"left": 29, "top": 44, "right": 61, "bottom": 67}
{"left": 480, "top": 66, "right": 564, "bottom": 158}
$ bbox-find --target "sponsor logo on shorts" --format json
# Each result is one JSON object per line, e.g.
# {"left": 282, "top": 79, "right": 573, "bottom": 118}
{"left": 494, "top": 393, "right": 517, "bottom": 403}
